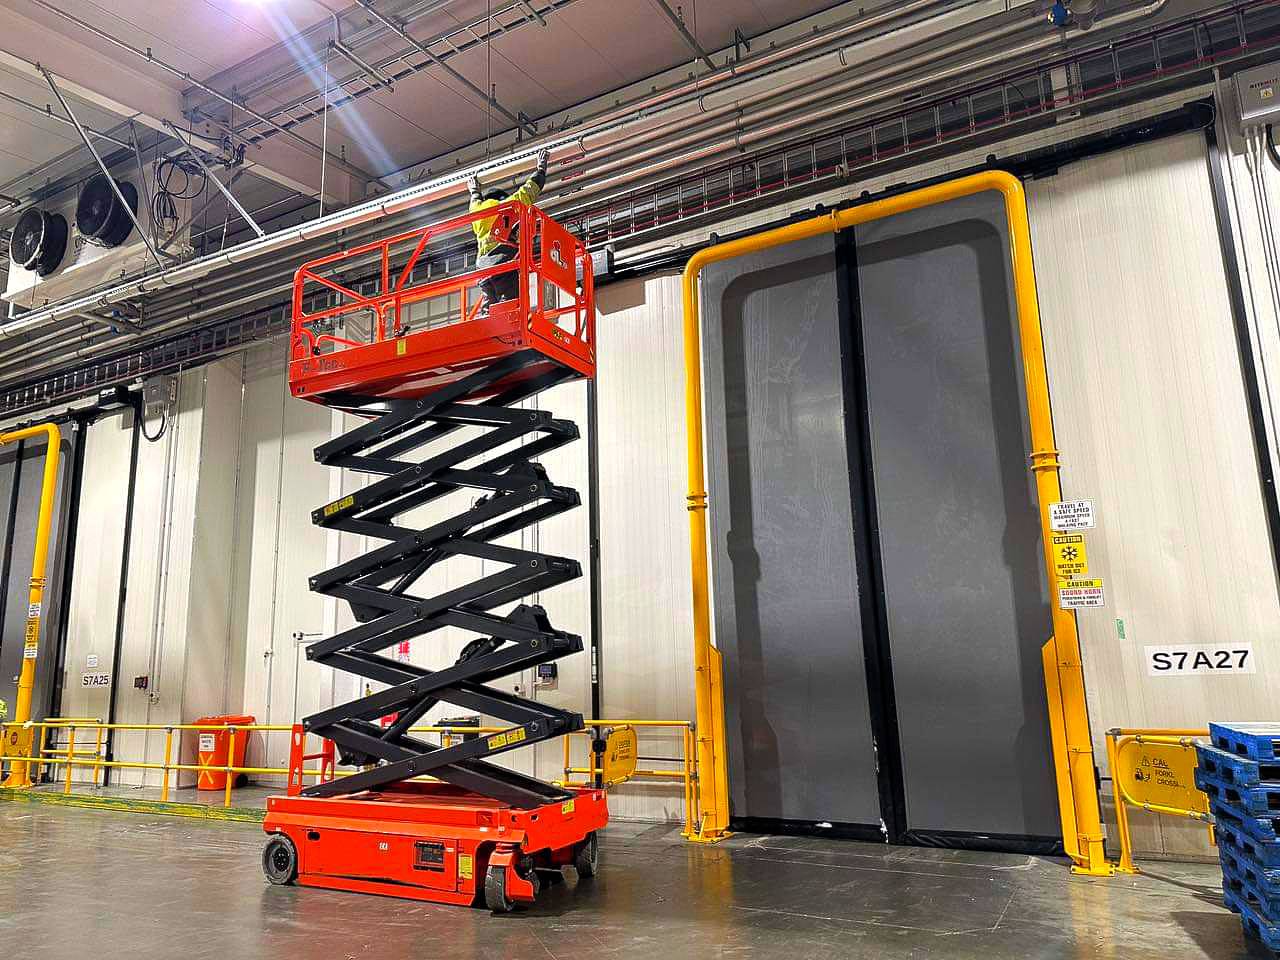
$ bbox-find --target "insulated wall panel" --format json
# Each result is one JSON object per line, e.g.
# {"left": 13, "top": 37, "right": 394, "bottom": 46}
{"left": 1029, "top": 131, "right": 1280, "bottom": 858}
{"left": 595, "top": 273, "right": 696, "bottom": 823}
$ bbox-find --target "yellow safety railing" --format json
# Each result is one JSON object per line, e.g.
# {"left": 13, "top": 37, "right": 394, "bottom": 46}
{"left": 1, "top": 718, "right": 697, "bottom": 824}
{"left": 558, "top": 720, "right": 696, "bottom": 836}
{"left": 1105, "top": 727, "right": 1212, "bottom": 874}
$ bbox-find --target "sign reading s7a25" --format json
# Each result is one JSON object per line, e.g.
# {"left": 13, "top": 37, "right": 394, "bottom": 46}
{"left": 1145, "top": 643, "right": 1256, "bottom": 677}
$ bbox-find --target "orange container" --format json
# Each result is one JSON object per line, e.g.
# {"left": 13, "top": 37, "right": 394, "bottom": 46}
{"left": 194, "top": 714, "right": 255, "bottom": 790}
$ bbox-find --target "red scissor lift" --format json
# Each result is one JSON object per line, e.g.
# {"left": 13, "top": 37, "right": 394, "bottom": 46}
{"left": 262, "top": 202, "right": 606, "bottom": 911}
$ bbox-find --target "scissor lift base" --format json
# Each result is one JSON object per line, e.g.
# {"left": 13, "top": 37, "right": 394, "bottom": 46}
{"left": 263, "top": 782, "right": 607, "bottom": 909}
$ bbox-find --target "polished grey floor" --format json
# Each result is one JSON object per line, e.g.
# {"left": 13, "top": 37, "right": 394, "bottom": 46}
{"left": 0, "top": 802, "right": 1261, "bottom": 959}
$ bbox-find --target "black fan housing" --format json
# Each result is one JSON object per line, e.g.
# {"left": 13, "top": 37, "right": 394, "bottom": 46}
{"left": 76, "top": 174, "right": 138, "bottom": 248}
{"left": 9, "top": 207, "right": 69, "bottom": 277}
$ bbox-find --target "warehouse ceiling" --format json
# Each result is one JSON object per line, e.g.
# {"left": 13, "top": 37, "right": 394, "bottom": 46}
{"left": 0, "top": 0, "right": 848, "bottom": 207}
{"left": 0, "top": 0, "right": 1264, "bottom": 422}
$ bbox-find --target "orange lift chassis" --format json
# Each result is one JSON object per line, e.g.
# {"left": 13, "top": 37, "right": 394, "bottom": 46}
{"left": 264, "top": 201, "right": 605, "bottom": 910}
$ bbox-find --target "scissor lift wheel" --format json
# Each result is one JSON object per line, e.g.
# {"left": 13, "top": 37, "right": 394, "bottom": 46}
{"left": 574, "top": 832, "right": 599, "bottom": 879}
{"left": 262, "top": 834, "right": 298, "bottom": 886}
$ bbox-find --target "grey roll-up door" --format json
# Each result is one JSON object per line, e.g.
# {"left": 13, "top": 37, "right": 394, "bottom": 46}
{"left": 701, "top": 234, "right": 881, "bottom": 826}
{"left": 853, "top": 191, "right": 1060, "bottom": 839}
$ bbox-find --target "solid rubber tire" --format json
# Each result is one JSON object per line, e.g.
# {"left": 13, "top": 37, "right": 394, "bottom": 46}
{"left": 262, "top": 834, "right": 298, "bottom": 885}
{"left": 574, "top": 832, "right": 599, "bottom": 879}
{"left": 485, "top": 865, "right": 515, "bottom": 912}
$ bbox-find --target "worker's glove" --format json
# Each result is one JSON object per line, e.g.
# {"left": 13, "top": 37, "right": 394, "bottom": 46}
{"left": 535, "top": 148, "right": 549, "bottom": 173}
{"left": 467, "top": 174, "right": 481, "bottom": 197}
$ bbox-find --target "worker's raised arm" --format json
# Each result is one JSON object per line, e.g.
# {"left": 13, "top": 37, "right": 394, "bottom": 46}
{"left": 467, "top": 174, "right": 483, "bottom": 211}
{"left": 511, "top": 149, "right": 549, "bottom": 206}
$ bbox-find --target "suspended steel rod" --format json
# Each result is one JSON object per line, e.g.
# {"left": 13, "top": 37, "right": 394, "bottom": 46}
{"left": 39, "top": 65, "right": 165, "bottom": 270}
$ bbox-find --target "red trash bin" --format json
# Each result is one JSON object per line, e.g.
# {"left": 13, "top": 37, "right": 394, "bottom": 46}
{"left": 194, "top": 714, "right": 255, "bottom": 790}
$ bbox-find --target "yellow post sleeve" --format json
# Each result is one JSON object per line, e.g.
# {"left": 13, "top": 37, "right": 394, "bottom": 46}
{"left": 681, "top": 172, "right": 1107, "bottom": 871}
{"left": 0, "top": 423, "right": 61, "bottom": 789}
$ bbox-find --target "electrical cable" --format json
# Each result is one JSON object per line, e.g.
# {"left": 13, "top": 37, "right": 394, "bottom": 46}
{"left": 150, "top": 156, "right": 207, "bottom": 238}
{"left": 138, "top": 404, "right": 167, "bottom": 443}
{"left": 1265, "top": 124, "right": 1280, "bottom": 173}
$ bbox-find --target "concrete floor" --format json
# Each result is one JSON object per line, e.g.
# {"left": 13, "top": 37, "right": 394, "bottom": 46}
{"left": 0, "top": 802, "right": 1264, "bottom": 960}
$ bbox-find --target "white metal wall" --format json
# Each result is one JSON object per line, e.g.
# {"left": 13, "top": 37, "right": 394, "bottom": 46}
{"left": 1028, "top": 131, "right": 1280, "bottom": 858}
{"left": 594, "top": 273, "right": 695, "bottom": 822}
{"left": 58, "top": 361, "right": 244, "bottom": 786}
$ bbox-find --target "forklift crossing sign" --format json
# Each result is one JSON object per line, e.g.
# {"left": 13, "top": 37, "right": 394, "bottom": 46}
{"left": 1051, "top": 533, "right": 1089, "bottom": 577}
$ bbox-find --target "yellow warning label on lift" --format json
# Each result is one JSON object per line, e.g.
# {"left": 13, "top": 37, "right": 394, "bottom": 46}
{"left": 396, "top": 339, "right": 407, "bottom": 356}
{"left": 323, "top": 494, "right": 355, "bottom": 518}
{"left": 458, "top": 854, "right": 473, "bottom": 881}
{"left": 561, "top": 799, "right": 576, "bottom": 815}
{"left": 487, "top": 727, "right": 528, "bottom": 751}
{"left": 1051, "top": 533, "right": 1089, "bottom": 578}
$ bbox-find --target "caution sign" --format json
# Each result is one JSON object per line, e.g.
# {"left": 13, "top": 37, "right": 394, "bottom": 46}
{"left": 1051, "top": 533, "right": 1089, "bottom": 578}
{"left": 2, "top": 726, "right": 32, "bottom": 759}
{"left": 322, "top": 494, "right": 355, "bottom": 518}
{"left": 1115, "top": 739, "right": 1207, "bottom": 815}
{"left": 602, "top": 726, "right": 639, "bottom": 786}
{"left": 486, "top": 727, "right": 528, "bottom": 751}
{"left": 1059, "top": 578, "right": 1105, "bottom": 609}
{"left": 1050, "top": 499, "right": 1095, "bottom": 531}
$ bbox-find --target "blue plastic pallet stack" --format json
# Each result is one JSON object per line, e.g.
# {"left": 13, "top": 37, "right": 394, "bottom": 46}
{"left": 1196, "top": 722, "right": 1280, "bottom": 955}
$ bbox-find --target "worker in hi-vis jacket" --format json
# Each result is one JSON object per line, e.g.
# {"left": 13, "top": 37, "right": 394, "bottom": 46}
{"left": 467, "top": 147, "right": 549, "bottom": 311}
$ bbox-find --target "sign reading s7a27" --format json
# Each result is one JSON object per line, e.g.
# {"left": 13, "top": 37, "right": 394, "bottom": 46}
{"left": 1144, "top": 643, "right": 1256, "bottom": 677}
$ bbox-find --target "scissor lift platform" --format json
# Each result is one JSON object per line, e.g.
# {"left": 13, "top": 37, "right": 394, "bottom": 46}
{"left": 263, "top": 201, "right": 602, "bottom": 911}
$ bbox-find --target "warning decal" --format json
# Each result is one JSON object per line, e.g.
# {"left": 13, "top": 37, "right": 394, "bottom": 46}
{"left": 322, "top": 494, "right": 355, "bottom": 518}
{"left": 1049, "top": 499, "right": 1095, "bottom": 531}
{"left": 487, "top": 727, "right": 528, "bottom": 751}
{"left": 1051, "top": 533, "right": 1089, "bottom": 578}
{"left": 1059, "top": 578, "right": 1105, "bottom": 609}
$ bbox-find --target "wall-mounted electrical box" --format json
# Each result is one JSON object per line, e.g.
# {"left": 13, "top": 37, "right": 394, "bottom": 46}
{"left": 143, "top": 375, "right": 178, "bottom": 418}
{"left": 1234, "top": 63, "right": 1280, "bottom": 132}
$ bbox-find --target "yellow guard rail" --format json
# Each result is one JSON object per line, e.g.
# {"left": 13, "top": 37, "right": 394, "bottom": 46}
{"left": 1105, "top": 728, "right": 1212, "bottom": 874}
{"left": 0, "top": 422, "right": 60, "bottom": 789}
{"left": 681, "top": 171, "right": 1109, "bottom": 872}
{"left": 2, "top": 718, "right": 696, "bottom": 832}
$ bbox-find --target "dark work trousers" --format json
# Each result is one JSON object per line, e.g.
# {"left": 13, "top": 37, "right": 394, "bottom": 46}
{"left": 477, "top": 245, "right": 519, "bottom": 308}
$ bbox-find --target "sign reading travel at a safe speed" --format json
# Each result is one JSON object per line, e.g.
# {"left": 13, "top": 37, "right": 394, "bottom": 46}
{"left": 1051, "top": 533, "right": 1089, "bottom": 578}
{"left": 1050, "top": 499, "right": 1096, "bottom": 531}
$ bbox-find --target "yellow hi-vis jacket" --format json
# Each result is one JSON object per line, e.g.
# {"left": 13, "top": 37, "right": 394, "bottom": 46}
{"left": 469, "top": 176, "right": 543, "bottom": 258}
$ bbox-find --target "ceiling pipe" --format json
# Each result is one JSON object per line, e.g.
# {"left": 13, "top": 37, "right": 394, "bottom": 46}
{"left": 554, "top": 5, "right": 1044, "bottom": 184}
{"left": 402, "top": 0, "right": 969, "bottom": 180}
